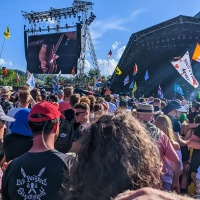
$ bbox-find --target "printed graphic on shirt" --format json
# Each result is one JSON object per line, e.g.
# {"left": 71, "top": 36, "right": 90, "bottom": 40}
{"left": 16, "top": 167, "right": 47, "bottom": 199}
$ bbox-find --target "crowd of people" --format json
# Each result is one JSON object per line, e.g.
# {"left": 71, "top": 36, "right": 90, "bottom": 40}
{"left": 0, "top": 85, "right": 199, "bottom": 199}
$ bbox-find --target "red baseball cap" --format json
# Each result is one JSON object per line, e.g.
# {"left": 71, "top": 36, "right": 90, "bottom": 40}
{"left": 29, "top": 101, "right": 64, "bottom": 122}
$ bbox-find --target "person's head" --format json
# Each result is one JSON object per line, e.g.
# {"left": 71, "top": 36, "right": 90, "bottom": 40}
{"left": 73, "top": 110, "right": 161, "bottom": 199}
{"left": 136, "top": 103, "right": 157, "bottom": 122}
{"left": 28, "top": 101, "right": 64, "bottom": 143}
{"left": 49, "top": 94, "right": 58, "bottom": 104}
{"left": 69, "top": 94, "right": 80, "bottom": 108}
{"left": 18, "top": 90, "right": 31, "bottom": 107}
{"left": 192, "top": 100, "right": 200, "bottom": 112}
{"left": 80, "top": 96, "right": 91, "bottom": 107}
{"left": 1, "top": 88, "right": 11, "bottom": 100}
{"left": 18, "top": 85, "right": 30, "bottom": 93}
{"left": 161, "top": 101, "right": 166, "bottom": 110}
{"left": 162, "top": 101, "right": 187, "bottom": 119}
{"left": 74, "top": 102, "right": 90, "bottom": 124}
{"left": 64, "top": 87, "right": 74, "bottom": 99}
{"left": 88, "top": 95, "right": 96, "bottom": 112}
{"left": 153, "top": 98, "right": 161, "bottom": 109}
{"left": 30, "top": 88, "right": 42, "bottom": 103}
{"left": 155, "top": 115, "right": 175, "bottom": 142}
{"left": 0, "top": 108, "right": 15, "bottom": 134}
{"left": 105, "top": 94, "right": 113, "bottom": 103}
{"left": 194, "top": 114, "right": 200, "bottom": 123}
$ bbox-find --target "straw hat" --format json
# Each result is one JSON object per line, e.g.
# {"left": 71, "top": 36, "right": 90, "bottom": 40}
{"left": 136, "top": 103, "right": 158, "bottom": 115}
{"left": 0, "top": 88, "right": 12, "bottom": 96}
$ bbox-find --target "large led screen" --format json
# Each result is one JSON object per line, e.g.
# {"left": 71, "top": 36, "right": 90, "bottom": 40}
{"left": 27, "top": 31, "right": 78, "bottom": 74}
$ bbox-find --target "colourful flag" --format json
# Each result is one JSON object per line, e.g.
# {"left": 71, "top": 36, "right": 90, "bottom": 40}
{"left": 171, "top": 51, "right": 199, "bottom": 88}
{"left": 71, "top": 67, "right": 76, "bottom": 76}
{"left": 133, "top": 63, "right": 138, "bottom": 76}
{"left": 129, "top": 81, "right": 133, "bottom": 89}
{"left": 105, "top": 87, "right": 111, "bottom": 95}
{"left": 174, "top": 83, "right": 184, "bottom": 95}
{"left": 56, "top": 70, "right": 62, "bottom": 81}
{"left": 96, "top": 77, "right": 102, "bottom": 87}
{"left": 26, "top": 70, "right": 32, "bottom": 80}
{"left": 123, "top": 75, "right": 129, "bottom": 86}
{"left": 144, "top": 70, "right": 149, "bottom": 81}
{"left": 158, "top": 85, "right": 164, "bottom": 99}
{"left": 132, "top": 81, "right": 137, "bottom": 97}
{"left": 2, "top": 67, "right": 7, "bottom": 76}
{"left": 26, "top": 74, "right": 35, "bottom": 91}
{"left": 115, "top": 66, "right": 122, "bottom": 75}
{"left": 192, "top": 43, "right": 200, "bottom": 62}
{"left": 107, "top": 50, "right": 112, "bottom": 58}
{"left": 4, "top": 27, "right": 10, "bottom": 39}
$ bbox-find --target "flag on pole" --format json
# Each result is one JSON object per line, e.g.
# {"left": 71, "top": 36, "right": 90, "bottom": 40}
{"left": 123, "top": 75, "right": 129, "bottom": 86}
{"left": 107, "top": 50, "right": 112, "bottom": 58}
{"left": 133, "top": 63, "right": 138, "bottom": 76}
{"left": 56, "top": 70, "right": 62, "bottom": 81}
{"left": 158, "top": 85, "right": 164, "bottom": 99}
{"left": 26, "top": 70, "right": 31, "bottom": 80}
{"left": 115, "top": 66, "right": 122, "bottom": 75}
{"left": 2, "top": 67, "right": 7, "bottom": 76}
{"left": 132, "top": 81, "right": 137, "bottom": 97}
{"left": 16, "top": 73, "right": 20, "bottom": 82}
{"left": 26, "top": 74, "right": 35, "bottom": 91}
{"left": 4, "top": 27, "right": 10, "bottom": 39}
{"left": 174, "top": 83, "right": 184, "bottom": 95}
{"left": 144, "top": 70, "right": 149, "bottom": 81}
{"left": 96, "top": 77, "right": 102, "bottom": 87}
{"left": 129, "top": 81, "right": 133, "bottom": 89}
{"left": 171, "top": 51, "right": 199, "bottom": 88}
{"left": 105, "top": 87, "right": 111, "bottom": 95}
{"left": 192, "top": 43, "right": 200, "bottom": 62}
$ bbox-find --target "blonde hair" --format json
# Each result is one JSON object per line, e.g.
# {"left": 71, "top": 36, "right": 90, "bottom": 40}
{"left": 155, "top": 115, "right": 175, "bottom": 142}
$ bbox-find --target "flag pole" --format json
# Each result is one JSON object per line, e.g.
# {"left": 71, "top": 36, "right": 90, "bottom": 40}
{"left": 0, "top": 37, "right": 5, "bottom": 58}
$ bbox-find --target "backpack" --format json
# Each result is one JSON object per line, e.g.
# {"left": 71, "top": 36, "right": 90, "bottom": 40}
{"left": 55, "top": 112, "right": 75, "bottom": 153}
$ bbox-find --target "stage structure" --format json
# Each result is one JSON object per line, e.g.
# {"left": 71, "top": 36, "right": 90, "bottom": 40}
{"left": 111, "top": 13, "right": 200, "bottom": 99}
{"left": 22, "top": 0, "right": 99, "bottom": 75}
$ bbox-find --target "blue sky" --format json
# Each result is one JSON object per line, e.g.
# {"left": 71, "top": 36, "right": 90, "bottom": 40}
{"left": 0, "top": 0, "right": 200, "bottom": 76}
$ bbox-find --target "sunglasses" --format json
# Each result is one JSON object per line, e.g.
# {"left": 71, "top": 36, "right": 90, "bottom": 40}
{"left": 74, "top": 112, "right": 86, "bottom": 116}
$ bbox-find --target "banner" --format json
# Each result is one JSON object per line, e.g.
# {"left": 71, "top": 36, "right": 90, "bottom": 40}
{"left": 26, "top": 74, "right": 35, "bottom": 91}
{"left": 115, "top": 66, "right": 122, "bottom": 75}
{"left": 132, "top": 81, "right": 137, "bottom": 97}
{"left": 170, "top": 51, "right": 199, "bottom": 88}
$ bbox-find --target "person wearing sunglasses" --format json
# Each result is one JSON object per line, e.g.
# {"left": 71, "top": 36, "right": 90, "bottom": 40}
{"left": 69, "top": 102, "right": 91, "bottom": 153}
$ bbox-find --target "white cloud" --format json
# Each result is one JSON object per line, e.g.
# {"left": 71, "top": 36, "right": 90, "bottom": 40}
{"left": 112, "top": 41, "right": 121, "bottom": 50}
{"left": 0, "top": 58, "right": 12, "bottom": 66}
{"left": 116, "top": 46, "right": 126, "bottom": 59}
{"left": 90, "top": 9, "right": 143, "bottom": 41}
{"left": 0, "top": 59, "right": 6, "bottom": 65}
{"left": 98, "top": 59, "right": 118, "bottom": 76}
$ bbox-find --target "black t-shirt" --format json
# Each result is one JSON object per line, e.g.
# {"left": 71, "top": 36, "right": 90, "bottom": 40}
{"left": 187, "top": 111, "right": 199, "bottom": 123}
{"left": 2, "top": 150, "right": 75, "bottom": 200}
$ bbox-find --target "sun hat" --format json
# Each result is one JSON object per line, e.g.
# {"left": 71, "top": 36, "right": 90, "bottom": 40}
{"left": 1, "top": 88, "right": 12, "bottom": 96}
{"left": 28, "top": 100, "right": 64, "bottom": 123}
{"left": 162, "top": 100, "right": 187, "bottom": 114}
{"left": 136, "top": 103, "right": 158, "bottom": 115}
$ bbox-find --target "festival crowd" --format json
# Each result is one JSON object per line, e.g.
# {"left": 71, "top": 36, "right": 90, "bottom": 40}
{"left": 0, "top": 85, "right": 199, "bottom": 199}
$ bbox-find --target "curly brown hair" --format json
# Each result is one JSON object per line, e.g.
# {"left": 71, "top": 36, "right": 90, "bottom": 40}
{"left": 71, "top": 110, "right": 161, "bottom": 200}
